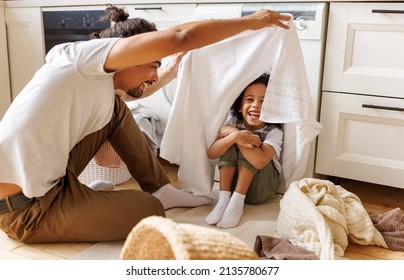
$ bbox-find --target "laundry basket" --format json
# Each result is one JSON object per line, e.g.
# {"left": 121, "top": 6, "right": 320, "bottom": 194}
{"left": 120, "top": 216, "right": 259, "bottom": 260}
{"left": 78, "top": 141, "right": 132, "bottom": 186}
{"left": 78, "top": 159, "right": 132, "bottom": 186}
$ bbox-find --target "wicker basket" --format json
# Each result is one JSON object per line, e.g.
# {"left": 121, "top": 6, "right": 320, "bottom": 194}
{"left": 120, "top": 216, "right": 259, "bottom": 260}
{"left": 79, "top": 159, "right": 132, "bottom": 186}
{"left": 78, "top": 141, "right": 132, "bottom": 186}
{"left": 93, "top": 141, "right": 124, "bottom": 168}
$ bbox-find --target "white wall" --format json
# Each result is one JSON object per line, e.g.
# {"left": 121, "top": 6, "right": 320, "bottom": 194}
{"left": 0, "top": 2, "right": 11, "bottom": 120}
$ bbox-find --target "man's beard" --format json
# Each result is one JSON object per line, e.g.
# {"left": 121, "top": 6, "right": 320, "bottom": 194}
{"left": 126, "top": 81, "right": 153, "bottom": 98}
{"left": 126, "top": 87, "right": 143, "bottom": 98}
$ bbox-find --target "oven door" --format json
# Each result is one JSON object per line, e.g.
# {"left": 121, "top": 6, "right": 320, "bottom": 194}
{"left": 43, "top": 30, "right": 100, "bottom": 54}
{"left": 42, "top": 9, "right": 110, "bottom": 53}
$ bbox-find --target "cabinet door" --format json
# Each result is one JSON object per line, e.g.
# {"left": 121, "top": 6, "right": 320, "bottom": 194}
{"left": 323, "top": 3, "right": 404, "bottom": 99}
{"left": 316, "top": 92, "right": 404, "bottom": 188}
{"left": 5, "top": 7, "right": 45, "bottom": 100}
{"left": 125, "top": 4, "right": 196, "bottom": 30}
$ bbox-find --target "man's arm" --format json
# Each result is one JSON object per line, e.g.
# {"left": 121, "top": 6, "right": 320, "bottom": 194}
{"left": 239, "top": 143, "right": 276, "bottom": 170}
{"left": 104, "top": 10, "right": 291, "bottom": 71}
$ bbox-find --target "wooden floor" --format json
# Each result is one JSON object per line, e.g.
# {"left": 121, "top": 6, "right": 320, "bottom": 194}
{"left": 339, "top": 178, "right": 404, "bottom": 260}
{"left": 1, "top": 163, "right": 403, "bottom": 260}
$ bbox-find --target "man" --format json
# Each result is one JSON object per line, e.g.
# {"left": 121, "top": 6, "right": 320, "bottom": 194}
{"left": 0, "top": 5, "right": 290, "bottom": 243}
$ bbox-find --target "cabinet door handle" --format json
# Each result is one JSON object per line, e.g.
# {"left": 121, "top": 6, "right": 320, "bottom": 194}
{"left": 134, "top": 7, "right": 163, "bottom": 11}
{"left": 362, "top": 104, "right": 404, "bottom": 112}
{"left": 372, "top": 9, "right": 404, "bottom": 14}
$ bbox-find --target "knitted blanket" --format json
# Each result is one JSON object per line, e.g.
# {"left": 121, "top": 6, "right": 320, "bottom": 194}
{"left": 275, "top": 178, "right": 388, "bottom": 259}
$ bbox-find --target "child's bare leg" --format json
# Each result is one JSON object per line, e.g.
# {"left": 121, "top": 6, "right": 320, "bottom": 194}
{"left": 205, "top": 166, "right": 235, "bottom": 225}
{"left": 217, "top": 166, "right": 253, "bottom": 228}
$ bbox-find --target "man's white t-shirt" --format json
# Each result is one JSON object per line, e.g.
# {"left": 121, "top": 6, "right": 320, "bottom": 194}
{"left": 0, "top": 38, "right": 119, "bottom": 198}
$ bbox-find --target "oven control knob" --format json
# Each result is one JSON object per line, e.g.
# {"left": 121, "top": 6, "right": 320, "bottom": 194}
{"left": 60, "top": 19, "right": 66, "bottom": 27}
{"left": 295, "top": 17, "right": 307, "bottom": 31}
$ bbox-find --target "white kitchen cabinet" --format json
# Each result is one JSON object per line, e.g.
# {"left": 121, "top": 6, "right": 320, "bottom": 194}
{"left": 125, "top": 3, "right": 196, "bottom": 30}
{"left": 316, "top": 2, "right": 404, "bottom": 189}
{"left": 323, "top": 2, "right": 404, "bottom": 98}
{"left": 316, "top": 92, "right": 404, "bottom": 188}
{"left": 5, "top": 7, "right": 45, "bottom": 99}
{"left": 0, "top": 2, "right": 11, "bottom": 119}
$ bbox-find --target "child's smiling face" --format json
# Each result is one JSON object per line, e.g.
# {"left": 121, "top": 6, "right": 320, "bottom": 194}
{"left": 239, "top": 83, "right": 266, "bottom": 130}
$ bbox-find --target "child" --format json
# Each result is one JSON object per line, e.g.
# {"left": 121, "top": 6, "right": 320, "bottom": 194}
{"left": 205, "top": 73, "right": 283, "bottom": 228}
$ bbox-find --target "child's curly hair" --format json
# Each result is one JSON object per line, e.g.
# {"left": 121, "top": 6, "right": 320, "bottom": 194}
{"left": 230, "top": 73, "right": 270, "bottom": 123}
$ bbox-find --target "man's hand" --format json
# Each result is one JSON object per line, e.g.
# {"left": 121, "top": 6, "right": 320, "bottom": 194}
{"left": 160, "top": 51, "right": 188, "bottom": 81}
{"left": 244, "top": 9, "right": 292, "bottom": 30}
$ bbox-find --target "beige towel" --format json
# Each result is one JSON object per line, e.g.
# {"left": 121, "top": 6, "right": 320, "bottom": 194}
{"left": 275, "top": 178, "right": 387, "bottom": 259}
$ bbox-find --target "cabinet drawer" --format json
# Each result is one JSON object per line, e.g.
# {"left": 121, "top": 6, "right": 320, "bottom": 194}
{"left": 126, "top": 4, "right": 196, "bottom": 29}
{"left": 323, "top": 3, "right": 404, "bottom": 98}
{"left": 316, "top": 92, "right": 404, "bottom": 188}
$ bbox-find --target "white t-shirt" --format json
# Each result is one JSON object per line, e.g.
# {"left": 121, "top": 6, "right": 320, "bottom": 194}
{"left": 0, "top": 38, "right": 119, "bottom": 198}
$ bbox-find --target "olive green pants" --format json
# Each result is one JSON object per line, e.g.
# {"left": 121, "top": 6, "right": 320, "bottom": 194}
{"left": 0, "top": 97, "right": 166, "bottom": 243}
{"left": 218, "top": 145, "right": 280, "bottom": 205}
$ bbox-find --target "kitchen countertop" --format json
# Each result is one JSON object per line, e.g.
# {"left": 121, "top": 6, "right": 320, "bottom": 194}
{"left": 4, "top": 0, "right": 403, "bottom": 8}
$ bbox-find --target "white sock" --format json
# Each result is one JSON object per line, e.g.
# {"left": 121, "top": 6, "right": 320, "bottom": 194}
{"left": 88, "top": 180, "right": 115, "bottom": 191}
{"left": 217, "top": 192, "right": 245, "bottom": 228}
{"left": 152, "top": 184, "right": 213, "bottom": 210}
{"left": 205, "top": 191, "right": 231, "bottom": 225}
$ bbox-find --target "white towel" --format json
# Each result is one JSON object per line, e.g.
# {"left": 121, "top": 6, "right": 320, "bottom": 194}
{"left": 260, "top": 21, "right": 323, "bottom": 191}
{"left": 160, "top": 19, "right": 322, "bottom": 196}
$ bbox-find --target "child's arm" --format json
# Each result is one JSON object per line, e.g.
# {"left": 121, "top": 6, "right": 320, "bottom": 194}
{"left": 238, "top": 128, "right": 282, "bottom": 169}
{"left": 207, "top": 128, "right": 261, "bottom": 159}
{"left": 238, "top": 143, "right": 276, "bottom": 170}
{"left": 219, "top": 125, "right": 238, "bottom": 138}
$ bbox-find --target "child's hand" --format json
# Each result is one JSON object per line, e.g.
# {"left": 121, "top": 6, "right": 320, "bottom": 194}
{"left": 235, "top": 130, "right": 262, "bottom": 149}
{"left": 219, "top": 125, "right": 238, "bottom": 138}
